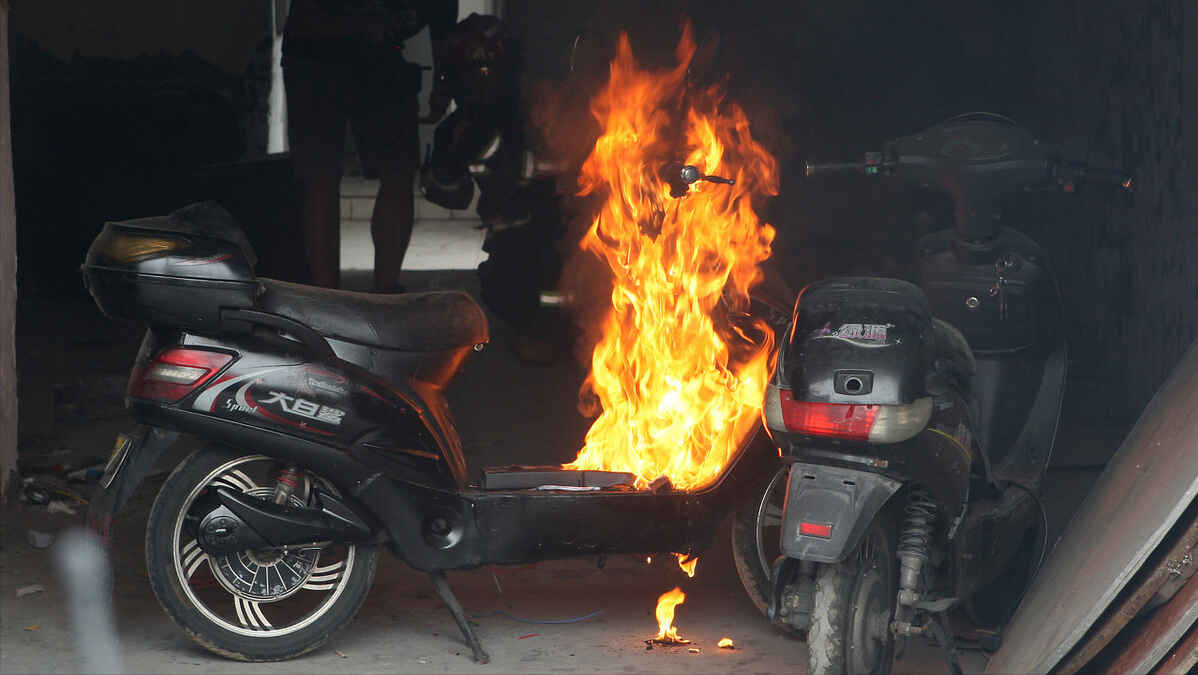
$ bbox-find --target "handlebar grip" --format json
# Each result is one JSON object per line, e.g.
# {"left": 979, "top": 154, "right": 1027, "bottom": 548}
{"left": 805, "top": 161, "right": 861, "bottom": 176}
{"left": 1054, "top": 162, "right": 1134, "bottom": 191}
{"left": 1084, "top": 167, "right": 1134, "bottom": 190}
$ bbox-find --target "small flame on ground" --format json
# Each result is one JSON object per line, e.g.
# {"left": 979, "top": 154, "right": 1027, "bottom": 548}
{"left": 654, "top": 587, "right": 690, "bottom": 643}
{"left": 718, "top": 637, "right": 734, "bottom": 649}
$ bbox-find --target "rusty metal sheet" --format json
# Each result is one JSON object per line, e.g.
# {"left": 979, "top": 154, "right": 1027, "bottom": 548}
{"left": 985, "top": 339, "right": 1198, "bottom": 675}
{"left": 1056, "top": 516, "right": 1198, "bottom": 674}
{"left": 1105, "top": 567, "right": 1198, "bottom": 675}
{"left": 1151, "top": 622, "right": 1198, "bottom": 675}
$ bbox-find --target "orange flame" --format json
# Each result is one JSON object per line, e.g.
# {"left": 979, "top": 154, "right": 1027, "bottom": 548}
{"left": 675, "top": 553, "right": 698, "bottom": 577}
{"left": 565, "top": 25, "right": 778, "bottom": 491}
{"left": 654, "top": 587, "right": 689, "bottom": 643}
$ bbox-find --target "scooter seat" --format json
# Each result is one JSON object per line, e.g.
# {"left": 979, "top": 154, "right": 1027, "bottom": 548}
{"left": 256, "top": 278, "right": 489, "bottom": 351}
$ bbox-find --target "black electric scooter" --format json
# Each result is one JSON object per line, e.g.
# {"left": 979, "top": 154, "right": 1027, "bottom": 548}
{"left": 730, "top": 114, "right": 1132, "bottom": 674}
{"left": 80, "top": 30, "right": 793, "bottom": 665}
{"left": 80, "top": 199, "right": 780, "bottom": 664}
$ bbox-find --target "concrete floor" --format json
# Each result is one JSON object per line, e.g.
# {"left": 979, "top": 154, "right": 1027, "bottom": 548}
{"left": 3, "top": 195, "right": 1128, "bottom": 674}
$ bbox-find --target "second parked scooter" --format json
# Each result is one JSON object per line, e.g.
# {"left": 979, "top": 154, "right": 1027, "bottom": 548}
{"left": 731, "top": 113, "right": 1132, "bottom": 674}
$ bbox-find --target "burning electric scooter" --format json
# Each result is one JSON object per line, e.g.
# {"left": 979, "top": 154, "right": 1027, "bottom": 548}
{"left": 81, "top": 27, "right": 792, "bottom": 663}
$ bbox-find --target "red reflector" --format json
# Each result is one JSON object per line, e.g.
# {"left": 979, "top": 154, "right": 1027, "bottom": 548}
{"left": 779, "top": 389, "right": 879, "bottom": 441}
{"left": 800, "top": 522, "right": 833, "bottom": 538}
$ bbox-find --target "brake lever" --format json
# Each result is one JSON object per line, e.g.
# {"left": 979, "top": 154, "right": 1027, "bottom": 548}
{"left": 665, "top": 163, "right": 735, "bottom": 198}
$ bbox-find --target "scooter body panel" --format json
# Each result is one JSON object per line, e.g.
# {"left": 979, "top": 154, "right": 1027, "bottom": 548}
{"left": 918, "top": 227, "right": 1066, "bottom": 487}
{"left": 130, "top": 327, "right": 469, "bottom": 491}
{"left": 120, "top": 419, "right": 778, "bottom": 573}
{"left": 773, "top": 399, "right": 974, "bottom": 546}
{"left": 766, "top": 275, "right": 979, "bottom": 521}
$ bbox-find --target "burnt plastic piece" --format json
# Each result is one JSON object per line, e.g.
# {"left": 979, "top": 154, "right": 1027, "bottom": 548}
{"left": 479, "top": 465, "right": 636, "bottom": 490}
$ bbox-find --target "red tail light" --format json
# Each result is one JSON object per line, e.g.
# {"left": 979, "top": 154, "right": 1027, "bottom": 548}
{"left": 780, "top": 391, "right": 879, "bottom": 441}
{"left": 129, "top": 348, "right": 233, "bottom": 402}
{"left": 763, "top": 385, "right": 933, "bottom": 444}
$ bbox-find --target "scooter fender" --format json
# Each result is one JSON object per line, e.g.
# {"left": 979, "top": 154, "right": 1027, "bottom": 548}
{"left": 779, "top": 462, "right": 901, "bottom": 563}
{"left": 85, "top": 424, "right": 180, "bottom": 553}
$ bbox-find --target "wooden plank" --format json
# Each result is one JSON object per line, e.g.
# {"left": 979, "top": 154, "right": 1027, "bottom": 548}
{"left": 985, "top": 339, "right": 1198, "bottom": 675}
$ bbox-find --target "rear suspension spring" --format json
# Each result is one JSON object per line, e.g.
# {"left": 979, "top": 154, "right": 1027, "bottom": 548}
{"left": 896, "top": 489, "right": 937, "bottom": 605}
{"left": 274, "top": 464, "right": 302, "bottom": 505}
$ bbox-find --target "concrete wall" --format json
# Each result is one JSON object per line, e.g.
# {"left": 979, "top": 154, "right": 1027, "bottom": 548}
{"left": 1012, "top": 0, "right": 1197, "bottom": 409}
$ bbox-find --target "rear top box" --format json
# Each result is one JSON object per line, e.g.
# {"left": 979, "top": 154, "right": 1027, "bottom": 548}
{"left": 81, "top": 202, "right": 260, "bottom": 332}
{"left": 783, "top": 277, "right": 934, "bottom": 405}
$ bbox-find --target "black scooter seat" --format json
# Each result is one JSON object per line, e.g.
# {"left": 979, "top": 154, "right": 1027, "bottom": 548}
{"left": 257, "top": 278, "right": 489, "bottom": 351}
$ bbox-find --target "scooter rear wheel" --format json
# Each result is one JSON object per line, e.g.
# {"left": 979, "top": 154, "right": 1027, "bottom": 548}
{"left": 806, "top": 517, "right": 897, "bottom": 675}
{"left": 145, "top": 444, "right": 379, "bottom": 661}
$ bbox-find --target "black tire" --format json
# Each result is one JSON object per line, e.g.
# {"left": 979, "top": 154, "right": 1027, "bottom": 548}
{"left": 145, "top": 445, "right": 379, "bottom": 661}
{"left": 730, "top": 462, "right": 790, "bottom": 619}
{"left": 806, "top": 517, "right": 897, "bottom": 675}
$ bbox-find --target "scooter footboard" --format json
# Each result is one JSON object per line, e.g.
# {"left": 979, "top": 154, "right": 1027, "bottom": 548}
{"left": 362, "top": 430, "right": 779, "bottom": 571}
{"left": 779, "top": 462, "right": 901, "bottom": 563}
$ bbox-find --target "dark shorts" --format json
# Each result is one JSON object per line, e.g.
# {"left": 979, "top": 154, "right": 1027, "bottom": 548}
{"left": 283, "top": 55, "right": 420, "bottom": 180}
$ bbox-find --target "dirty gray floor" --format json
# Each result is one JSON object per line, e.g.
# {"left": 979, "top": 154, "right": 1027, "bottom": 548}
{"left": 4, "top": 232, "right": 1130, "bottom": 674}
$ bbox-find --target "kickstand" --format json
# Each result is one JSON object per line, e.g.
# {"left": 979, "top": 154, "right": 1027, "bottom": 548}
{"left": 429, "top": 571, "right": 490, "bottom": 664}
{"left": 926, "top": 611, "right": 964, "bottom": 675}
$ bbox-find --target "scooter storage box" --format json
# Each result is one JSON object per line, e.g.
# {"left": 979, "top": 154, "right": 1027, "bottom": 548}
{"left": 783, "top": 277, "right": 933, "bottom": 405}
{"left": 81, "top": 202, "right": 260, "bottom": 332}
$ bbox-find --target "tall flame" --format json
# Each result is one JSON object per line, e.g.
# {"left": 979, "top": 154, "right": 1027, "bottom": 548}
{"left": 565, "top": 26, "right": 778, "bottom": 490}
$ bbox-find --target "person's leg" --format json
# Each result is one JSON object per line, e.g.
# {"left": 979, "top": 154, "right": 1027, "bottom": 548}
{"left": 284, "top": 56, "right": 350, "bottom": 289}
{"left": 299, "top": 173, "right": 343, "bottom": 289}
{"left": 351, "top": 74, "right": 420, "bottom": 293}
{"left": 369, "top": 167, "right": 415, "bottom": 293}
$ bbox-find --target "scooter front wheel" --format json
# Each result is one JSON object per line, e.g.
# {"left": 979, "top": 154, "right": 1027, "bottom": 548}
{"left": 806, "top": 516, "right": 897, "bottom": 675}
{"left": 730, "top": 462, "right": 791, "bottom": 621}
{"left": 145, "top": 444, "right": 379, "bottom": 661}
